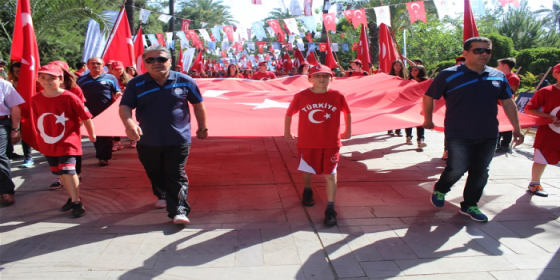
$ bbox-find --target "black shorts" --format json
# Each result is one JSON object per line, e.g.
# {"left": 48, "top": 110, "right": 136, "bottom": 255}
{"left": 45, "top": 156, "right": 78, "bottom": 175}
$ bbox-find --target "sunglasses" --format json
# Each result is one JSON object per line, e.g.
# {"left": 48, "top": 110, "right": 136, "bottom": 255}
{"left": 471, "top": 48, "right": 492, "bottom": 55}
{"left": 144, "top": 57, "right": 169, "bottom": 64}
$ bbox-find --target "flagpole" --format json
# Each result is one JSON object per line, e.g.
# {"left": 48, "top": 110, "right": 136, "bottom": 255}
{"left": 101, "top": 1, "right": 127, "bottom": 59}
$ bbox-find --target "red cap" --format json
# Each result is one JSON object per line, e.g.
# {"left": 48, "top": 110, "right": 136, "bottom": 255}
{"left": 111, "top": 61, "right": 124, "bottom": 70}
{"left": 258, "top": 61, "right": 268, "bottom": 66}
{"left": 308, "top": 64, "right": 334, "bottom": 77}
{"left": 350, "top": 59, "right": 362, "bottom": 65}
{"left": 38, "top": 64, "right": 63, "bottom": 77}
{"left": 553, "top": 63, "right": 560, "bottom": 73}
{"left": 455, "top": 56, "right": 466, "bottom": 62}
{"left": 49, "top": 60, "right": 69, "bottom": 72}
{"left": 106, "top": 60, "right": 115, "bottom": 66}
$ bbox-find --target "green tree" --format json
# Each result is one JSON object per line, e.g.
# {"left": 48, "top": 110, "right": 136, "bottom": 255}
{"left": 175, "top": 0, "right": 237, "bottom": 30}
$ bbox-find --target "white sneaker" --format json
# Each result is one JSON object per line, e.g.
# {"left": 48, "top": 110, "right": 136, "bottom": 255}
{"left": 154, "top": 199, "right": 166, "bottom": 209}
{"left": 173, "top": 214, "right": 190, "bottom": 224}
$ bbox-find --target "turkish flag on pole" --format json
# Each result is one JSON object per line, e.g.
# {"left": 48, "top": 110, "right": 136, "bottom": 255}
{"left": 406, "top": 1, "right": 427, "bottom": 24}
{"left": 306, "top": 51, "right": 319, "bottom": 66}
{"left": 324, "top": 35, "right": 338, "bottom": 69}
{"left": 283, "top": 53, "right": 293, "bottom": 71}
{"left": 464, "top": 0, "right": 480, "bottom": 42}
{"left": 323, "top": 13, "right": 336, "bottom": 33}
{"left": 103, "top": 7, "right": 135, "bottom": 68}
{"left": 181, "top": 19, "right": 191, "bottom": 33}
{"left": 293, "top": 48, "right": 306, "bottom": 68}
{"left": 357, "top": 23, "right": 371, "bottom": 72}
{"left": 190, "top": 50, "right": 204, "bottom": 72}
{"left": 10, "top": 0, "right": 40, "bottom": 149}
{"left": 378, "top": 23, "right": 399, "bottom": 74}
{"left": 134, "top": 26, "right": 147, "bottom": 74}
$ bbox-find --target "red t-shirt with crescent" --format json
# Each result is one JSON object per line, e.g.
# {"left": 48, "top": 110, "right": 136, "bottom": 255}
{"left": 525, "top": 85, "right": 560, "bottom": 156}
{"left": 252, "top": 71, "right": 276, "bottom": 80}
{"left": 31, "top": 91, "right": 93, "bottom": 157}
{"left": 286, "top": 88, "right": 351, "bottom": 148}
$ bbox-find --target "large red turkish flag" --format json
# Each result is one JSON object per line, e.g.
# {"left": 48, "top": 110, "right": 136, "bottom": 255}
{"left": 378, "top": 23, "right": 399, "bottom": 73}
{"left": 293, "top": 48, "right": 306, "bottom": 68}
{"left": 88, "top": 75, "right": 550, "bottom": 137}
{"left": 282, "top": 53, "right": 293, "bottom": 71}
{"left": 134, "top": 26, "right": 146, "bottom": 74}
{"left": 306, "top": 51, "right": 319, "bottom": 66}
{"left": 324, "top": 35, "right": 338, "bottom": 69}
{"left": 190, "top": 50, "right": 204, "bottom": 72}
{"left": 406, "top": 1, "right": 427, "bottom": 24}
{"left": 464, "top": 0, "right": 480, "bottom": 42}
{"left": 357, "top": 23, "right": 371, "bottom": 72}
{"left": 103, "top": 7, "right": 135, "bottom": 68}
{"left": 10, "top": 0, "right": 40, "bottom": 149}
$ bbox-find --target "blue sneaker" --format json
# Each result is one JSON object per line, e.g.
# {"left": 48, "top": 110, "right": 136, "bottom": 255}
{"left": 20, "top": 158, "right": 34, "bottom": 168}
{"left": 431, "top": 190, "right": 446, "bottom": 207}
{"left": 460, "top": 206, "right": 488, "bottom": 222}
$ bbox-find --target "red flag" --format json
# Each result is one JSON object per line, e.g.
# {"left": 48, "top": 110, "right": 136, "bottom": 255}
{"left": 293, "top": 48, "right": 306, "bottom": 68}
{"left": 10, "top": 0, "right": 39, "bottom": 149}
{"left": 306, "top": 51, "right": 319, "bottom": 66}
{"left": 343, "top": 10, "right": 353, "bottom": 23}
{"left": 223, "top": 26, "right": 235, "bottom": 41}
{"left": 88, "top": 75, "right": 549, "bottom": 137}
{"left": 319, "top": 43, "right": 327, "bottom": 52}
{"left": 303, "top": 0, "right": 313, "bottom": 16}
{"left": 181, "top": 19, "right": 191, "bottom": 33}
{"left": 286, "top": 43, "right": 293, "bottom": 51}
{"left": 187, "top": 30, "right": 203, "bottom": 49}
{"left": 267, "top": 20, "right": 283, "bottom": 35}
{"left": 324, "top": 35, "right": 337, "bottom": 69}
{"left": 252, "top": 0, "right": 262, "bottom": 4}
{"left": 190, "top": 50, "right": 204, "bottom": 72}
{"left": 352, "top": 42, "right": 359, "bottom": 51}
{"left": 306, "top": 33, "right": 313, "bottom": 43}
{"left": 269, "top": 43, "right": 275, "bottom": 53}
{"left": 406, "top": 1, "right": 427, "bottom": 24}
{"left": 378, "top": 23, "right": 399, "bottom": 74}
{"left": 155, "top": 33, "right": 166, "bottom": 46}
{"left": 357, "top": 24, "right": 371, "bottom": 72}
{"left": 134, "top": 26, "right": 147, "bottom": 74}
{"left": 499, "top": 0, "right": 520, "bottom": 8}
{"left": 464, "top": 0, "right": 480, "bottom": 42}
{"left": 323, "top": 13, "right": 336, "bottom": 33}
{"left": 283, "top": 23, "right": 292, "bottom": 35}
{"left": 282, "top": 53, "right": 293, "bottom": 71}
{"left": 103, "top": 7, "right": 135, "bottom": 70}
{"left": 352, "top": 9, "right": 367, "bottom": 29}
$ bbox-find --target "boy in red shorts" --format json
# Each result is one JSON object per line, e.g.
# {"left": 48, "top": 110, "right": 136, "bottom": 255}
{"left": 33, "top": 64, "right": 96, "bottom": 217}
{"left": 284, "top": 64, "right": 352, "bottom": 227}
{"left": 524, "top": 63, "right": 560, "bottom": 197}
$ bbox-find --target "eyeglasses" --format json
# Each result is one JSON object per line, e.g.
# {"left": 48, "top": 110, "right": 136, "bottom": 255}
{"left": 144, "top": 57, "right": 169, "bottom": 64}
{"left": 471, "top": 48, "right": 492, "bottom": 55}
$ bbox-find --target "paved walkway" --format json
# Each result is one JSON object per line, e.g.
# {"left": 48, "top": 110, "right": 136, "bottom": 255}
{"left": 0, "top": 130, "right": 559, "bottom": 279}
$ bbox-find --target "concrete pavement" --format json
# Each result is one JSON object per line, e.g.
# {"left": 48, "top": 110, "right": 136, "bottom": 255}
{"left": 0, "top": 130, "right": 559, "bottom": 279}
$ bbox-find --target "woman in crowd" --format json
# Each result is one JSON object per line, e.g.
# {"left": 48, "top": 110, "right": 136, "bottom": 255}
{"left": 297, "top": 61, "right": 310, "bottom": 75}
{"left": 225, "top": 64, "right": 244, "bottom": 78}
{"left": 387, "top": 60, "right": 407, "bottom": 137}
{"left": 405, "top": 65, "right": 429, "bottom": 148}
{"left": 126, "top": 66, "right": 138, "bottom": 77}
{"left": 243, "top": 69, "right": 253, "bottom": 79}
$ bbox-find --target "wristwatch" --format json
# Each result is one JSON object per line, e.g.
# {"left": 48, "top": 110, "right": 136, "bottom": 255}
{"left": 198, "top": 128, "right": 209, "bottom": 132}
{"left": 12, "top": 128, "right": 20, "bottom": 132}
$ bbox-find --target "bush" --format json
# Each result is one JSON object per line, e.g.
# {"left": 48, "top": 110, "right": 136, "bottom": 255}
{"left": 432, "top": 59, "right": 456, "bottom": 74}
{"left": 483, "top": 33, "right": 514, "bottom": 67}
{"left": 518, "top": 71, "right": 539, "bottom": 93}
{"left": 516, "top": 47, "right": 560, "bottom": 80}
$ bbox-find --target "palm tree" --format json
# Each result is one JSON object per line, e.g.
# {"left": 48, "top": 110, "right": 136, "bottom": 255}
{"left": 264, "top": 7, "right": 292, "bottom": 21}
{"left": 175, "top": 0, "right": 237, "bottom": 29}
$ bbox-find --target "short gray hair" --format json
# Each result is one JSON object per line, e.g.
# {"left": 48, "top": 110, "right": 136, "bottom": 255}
{"left": 143, "top": 46, "right": 172, "bottom": 59}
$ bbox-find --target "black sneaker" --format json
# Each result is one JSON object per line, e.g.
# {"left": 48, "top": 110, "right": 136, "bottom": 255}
{"left": 495, "top": 146, "right": 512, "bottom": 154}
{"left": 302, "top": 188, "right": 315, "bottom": 207}
{"left": 72, "top": 201, "right": 86, "bottom": 218}
{"left": 61, "top": 198, "right": 73, "bottom": 211}
{"left": 324, "top": 208, "right": 338, "bottom": 227}
{"left": 50, "top": 178, "right": 63, "bottom": 190}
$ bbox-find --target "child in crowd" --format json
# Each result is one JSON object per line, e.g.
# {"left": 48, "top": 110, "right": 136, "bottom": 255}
{"left": 33, "top": 64, "right": 96, "bottom": 218}
{"left": 284, "top": 64, "right": 352, "bottom": 227}
{"left": 524, "top": 63, "right": 560, "bottom": 197}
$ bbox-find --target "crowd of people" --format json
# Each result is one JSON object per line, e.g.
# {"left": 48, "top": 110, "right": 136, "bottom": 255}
{"left": 0, "top": 36, "right": 558, "bottom": 227}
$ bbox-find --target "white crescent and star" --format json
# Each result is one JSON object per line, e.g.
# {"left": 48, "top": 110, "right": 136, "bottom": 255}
{"left": 354, "top": 10, "right": 363, "bottom": 18}
{"left": 549, "top": 106, "right": 560, "bottom": 134}
{"left": 325, "top": 15, "right": 332, "bottom": 23}
{"left": 21, "top": 56, "right": 35, "bottom": 71}
{"left": 381, "top": 42, "right": 387, "bottom": 59}
{"left": 22, "top": 13, "right": 33, "bottom": 28}
{"left": 38, "top": 112, "right": 68, "bottom": 144}
{"left": 308, "top": 109, "right": 331, "bottom": 124}
{"left": 411, "top": 3, "right": 420, "bottom": 11}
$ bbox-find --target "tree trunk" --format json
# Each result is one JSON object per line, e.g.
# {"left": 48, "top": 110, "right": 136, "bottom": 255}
{"left": 125, "top": 0, "right": 135, "bottom": 34}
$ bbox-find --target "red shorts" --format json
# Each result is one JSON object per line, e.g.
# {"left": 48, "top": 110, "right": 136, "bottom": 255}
{"left": 534, "top": 148, "right": 560, "bottom": 165}
{"left": 45, "top": 156, "right": 78, "bottom": 175}
{"left": 298, "top": 148, "right": 340, "bottom": 175}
